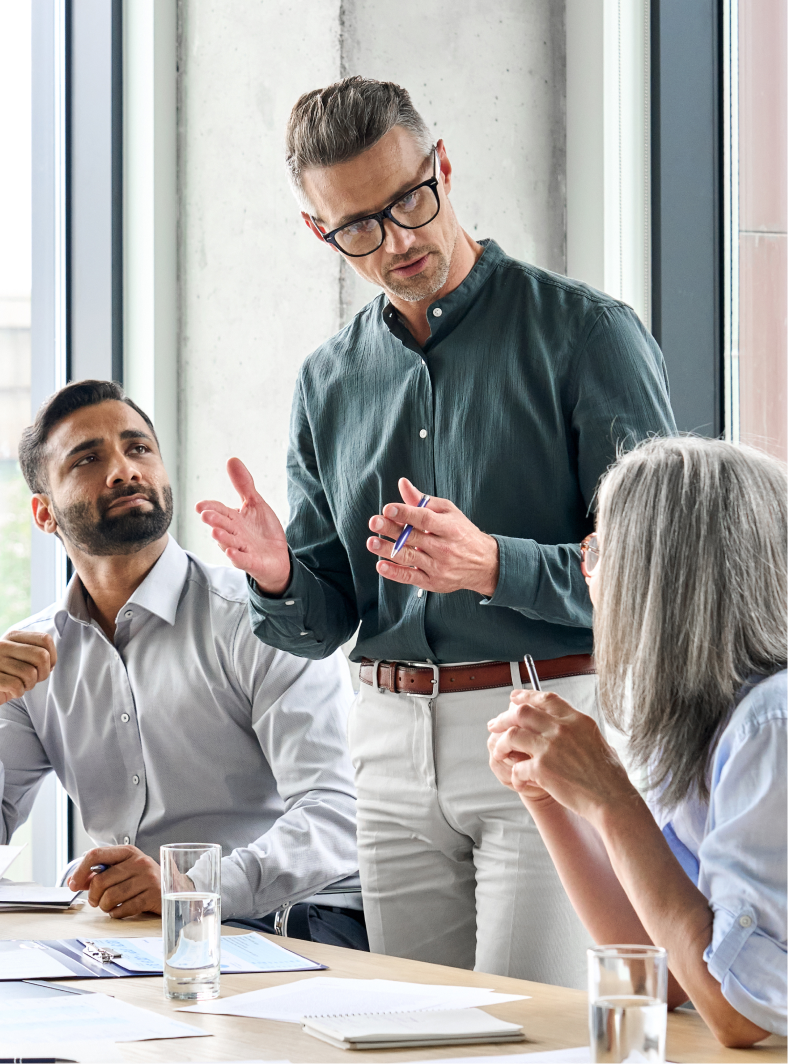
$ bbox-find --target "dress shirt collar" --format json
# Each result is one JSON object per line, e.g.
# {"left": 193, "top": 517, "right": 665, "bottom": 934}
{"left": 381, "top": 238, "right": 502, "bottom": 352}
{"left": 53, "top": 535, "right": 189, "bottom": 634}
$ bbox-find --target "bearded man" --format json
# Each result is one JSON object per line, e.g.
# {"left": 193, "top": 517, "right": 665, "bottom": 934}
{"left": 197, "top": 77, "right": 677, "bottom": 984}
{"left": 0, "top": 380, "right": 364, "bottom": 947}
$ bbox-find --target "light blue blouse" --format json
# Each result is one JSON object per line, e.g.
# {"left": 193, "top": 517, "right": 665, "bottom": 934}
{"left": 654, "top": 670, "right": 787, "bottom": 1034}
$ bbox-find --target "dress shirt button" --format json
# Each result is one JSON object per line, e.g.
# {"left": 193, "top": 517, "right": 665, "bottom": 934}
{"left": 417, "top": 588, "right": 424, "bottom": 598}
{"left": 120, "top": 712, "right": 130, "bottom": 723}
{"left": 432, "top": 307, "right": 442, "bottom": 317}
{"left": 739, "top": 914, "right": 753, "bottom": 928}
{"left": 419, "top": 429, "right": 428, "bottom": 438}
{"left": 132, "top": 774, "right": 139, "bottom": 785}
{"left": 124, "top": 610, "right": 133, "bottom": 619}
{"left": 123, "top": 835, "right": 130, "bottom": 844}
{"left": 285, "top": 600, "right": 295, "bottom": 606}
{"left": 300, "top": 631, "right": 308, "bottom": 636}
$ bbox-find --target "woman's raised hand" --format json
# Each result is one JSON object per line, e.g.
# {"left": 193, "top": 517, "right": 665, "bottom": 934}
{"left": 487, "top": 689, "right": 636, "bottom": 824}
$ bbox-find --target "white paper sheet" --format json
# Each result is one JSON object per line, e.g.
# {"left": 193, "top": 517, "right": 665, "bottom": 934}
{"left": 180, "top": 975, "right": 527, "bottom": 1022}
{"left": 0, "top": 844, "right": 24, "bottom": 878}
{"left": 0, "top": 993, "right": 209, "bottom": 1043}
{"left": 0, "top": 1040, "right": 125, "bottom": 1062}
{"left": 88, "top": 932, "right": 322, "bottom": 973}
{"left": 0, "top": 942, "right": 78, "bottom": 980}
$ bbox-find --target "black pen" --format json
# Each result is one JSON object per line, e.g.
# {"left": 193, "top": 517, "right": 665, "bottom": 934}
{"left": 0, "top": 1058, "right": 75, "bottom": 1062}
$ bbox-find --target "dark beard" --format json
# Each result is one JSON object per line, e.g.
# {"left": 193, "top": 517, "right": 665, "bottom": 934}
{"left": 54, "top": 484, "right": 174, "bottom": 556}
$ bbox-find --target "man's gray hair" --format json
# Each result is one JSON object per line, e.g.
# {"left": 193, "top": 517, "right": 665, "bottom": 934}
{"left": 285, "top": 76, "right": 433, "bottom": 212}
{"left": 593, "top": 435, "right": 787, "bottom": 811}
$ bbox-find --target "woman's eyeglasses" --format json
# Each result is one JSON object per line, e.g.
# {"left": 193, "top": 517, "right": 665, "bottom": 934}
{"left": 580, "top": 533, "right": 600, "bottom": 578}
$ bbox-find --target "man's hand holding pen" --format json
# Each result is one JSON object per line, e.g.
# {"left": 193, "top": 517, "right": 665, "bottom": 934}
{"left": 367, "top": 477, "right": 500, "bottom": 597}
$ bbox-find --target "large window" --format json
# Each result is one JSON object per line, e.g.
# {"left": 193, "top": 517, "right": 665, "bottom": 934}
{"left": 0, "top": 0, "right": 34, "bottom": 883}
{"left": 730, "top": 0, "right": 787, "bottom": 458}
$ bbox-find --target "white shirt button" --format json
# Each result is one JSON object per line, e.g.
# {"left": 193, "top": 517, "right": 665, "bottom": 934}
{"left": 285, "top": 600, "right": 295, "bottom": 606}
{"left": 124, "top": 610, "right": 133, "bottom": 619}
{"left": 417, "top": 588, "right": 424, "bottom": 598}
{"left": 123, "top": 835, "right": 130, "bottom": 844}
{"left": 120, "top": 713, "right": 130, "bottom": 723}
{"left": 300, "top": 631, "right": 308, "bottom": 636}
{"left": 419, "top": 429, "right": 428, "bottom": 438}
{"left": 432, "top": 307, "right": 442, "bottom": 317}
{"left": 739, "top": 914, "right": 753, "bottom": 928}
{"left": 132, "top": 774, "right": 139, "bottom": 785}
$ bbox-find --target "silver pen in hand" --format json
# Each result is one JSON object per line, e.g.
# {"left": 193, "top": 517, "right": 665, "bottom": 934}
{"left": 523, "top": 654, "right": 542, "bottom": 691}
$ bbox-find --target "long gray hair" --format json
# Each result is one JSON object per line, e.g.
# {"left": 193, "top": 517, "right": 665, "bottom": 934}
{"left": 594, "top": 436, "right": 787, "bottom": 810}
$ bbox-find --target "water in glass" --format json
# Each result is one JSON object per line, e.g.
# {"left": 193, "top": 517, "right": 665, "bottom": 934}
{"left": 591, "top": 995, "right": 667, "bottom": 1062}
{"left": 162, "top": 890, "right": 220, "bottom": 999}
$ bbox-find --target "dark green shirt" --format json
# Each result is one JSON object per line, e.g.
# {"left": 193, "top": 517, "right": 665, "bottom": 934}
{"left": 248, "top": 239, "right": 676, "bottom": 664}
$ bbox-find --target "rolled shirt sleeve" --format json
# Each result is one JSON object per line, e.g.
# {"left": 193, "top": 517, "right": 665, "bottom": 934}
{"left": 697, "top": 678, "right": 787, "bottom": 1034}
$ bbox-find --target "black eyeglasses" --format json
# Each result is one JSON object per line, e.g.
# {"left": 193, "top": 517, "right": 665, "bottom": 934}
{"left": 317, "top": 149, "right": 440, "bottom": 258}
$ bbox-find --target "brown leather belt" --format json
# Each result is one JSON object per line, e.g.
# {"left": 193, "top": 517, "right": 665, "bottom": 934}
{"left": 359, "top": 655, "right": 595, "bottom": 696}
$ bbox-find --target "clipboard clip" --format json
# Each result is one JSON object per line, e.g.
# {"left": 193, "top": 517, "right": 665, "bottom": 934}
{"left": 82, "top": 940, "right": 122, "bottom": 964}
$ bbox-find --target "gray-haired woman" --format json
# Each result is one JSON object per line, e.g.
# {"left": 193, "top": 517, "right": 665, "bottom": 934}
{"left": 488, "top": 436, "right": 787, "bottom": 1047}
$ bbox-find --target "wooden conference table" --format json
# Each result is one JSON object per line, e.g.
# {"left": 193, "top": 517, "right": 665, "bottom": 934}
{"left": 2, "top": 905, "right": 785, "bottom": 1063}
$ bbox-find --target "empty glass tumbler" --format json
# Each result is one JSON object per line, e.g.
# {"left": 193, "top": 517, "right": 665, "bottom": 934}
{"left": 160, "top": 842, "right": 222, "bottom": 1001}
{"left": 588, "top": 945, "right": 668, "bottom": 1063}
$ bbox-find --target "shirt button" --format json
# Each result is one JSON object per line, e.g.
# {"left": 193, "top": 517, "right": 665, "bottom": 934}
{"left": 419, "top": 429, "right": 428, "bottom": 438}
{"left": 124, "top": 610, "right": 133, "bottom": 619}
{"left": 285, "top": 600, "right": 295, "bottom": 606}
{"left": 739, "top": 914, "right": 753, "bottom": 928}
{"left": 432, "top": 307, "right": 442, "bottom": 317}
{"left": 120, "top": 713, "right": 130, "bottom": 723}
{"left": 132, "top": 774, "right": 140, "bottom": 785}
{"left": 123, "top": 835, "right": 130, "bottom": 844}
{"left": 300, "top": 631, "right": 308, "bottom": 636}
{"left": 417, "top": 588, "right": 424, "bottom": 598}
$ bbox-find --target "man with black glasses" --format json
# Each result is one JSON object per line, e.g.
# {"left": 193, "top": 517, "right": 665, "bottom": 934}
{"left": 197, "top": 77, "right": 676, "bottom": 985}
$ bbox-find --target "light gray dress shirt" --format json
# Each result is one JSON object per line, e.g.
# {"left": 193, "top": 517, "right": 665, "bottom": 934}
{"left": 0, "top": 537, "right": 359, "bottom": 920}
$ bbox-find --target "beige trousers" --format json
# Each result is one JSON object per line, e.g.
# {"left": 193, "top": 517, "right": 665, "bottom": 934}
{"left": 348, "top": 669, "right": 599, "bottom": 988}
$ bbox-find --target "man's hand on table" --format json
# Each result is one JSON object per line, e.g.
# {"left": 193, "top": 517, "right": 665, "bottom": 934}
{"left": 69, "top": 845, "right": 164, "bottom": 918}
{"left": 0, "top": 630, "right": 57, "bottom": 705}
{"left": 196, "top": 457, "right": 292, "bottom": 596}
{"left": 367, "top": 478, "right": 500, "bottom": 596}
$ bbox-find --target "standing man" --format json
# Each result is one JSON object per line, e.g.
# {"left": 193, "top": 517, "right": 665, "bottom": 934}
{"left": 197, "top": 77, "right": 676, "bottom": 985}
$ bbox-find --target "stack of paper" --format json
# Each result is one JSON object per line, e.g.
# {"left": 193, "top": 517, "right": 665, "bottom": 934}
{"left": 303, "top": 1007, "right": 525, "bottom": 1050}
{"left": 181, "top": 975, "right": 528, "bottom": 1022}
{"left": 0, "top": 883, "right": 81, "bottom": 911}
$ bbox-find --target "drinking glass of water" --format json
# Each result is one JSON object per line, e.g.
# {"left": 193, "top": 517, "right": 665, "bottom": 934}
{"left": 160, "top": 842, "right": 222, "bottom": 1001}
{"left": 588, "top": 944, "right": 668, "bottom": 1063}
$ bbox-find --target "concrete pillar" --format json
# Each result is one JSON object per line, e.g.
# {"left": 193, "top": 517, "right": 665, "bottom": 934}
{"left": 177, "top": 0, "right": 566, "bottom": 556}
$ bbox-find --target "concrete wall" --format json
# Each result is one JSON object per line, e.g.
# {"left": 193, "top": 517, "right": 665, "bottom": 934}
{"left": 178, "top": 0, "right": 566, "bottom": 557}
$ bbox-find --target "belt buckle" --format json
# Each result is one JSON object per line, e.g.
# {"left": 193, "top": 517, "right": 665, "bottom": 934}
{"left": 401, "top": 659, "right": 439, "bottom": 698}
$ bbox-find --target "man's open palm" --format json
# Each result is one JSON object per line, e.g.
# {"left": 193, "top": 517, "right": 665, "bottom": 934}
{"left": 196, "top": 458, "right": 291, "bottom": 595}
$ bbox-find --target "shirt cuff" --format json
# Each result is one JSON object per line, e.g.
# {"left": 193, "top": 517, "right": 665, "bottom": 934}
{"left": 704, "top": 903, "right": 787, "bottom": 1034}
{"left": 481, "top": 535, "right": 541, "bottom": 610}
{"left": 245, "top": 550, "right": 308, "bottom": 616}
{"left": 216, "top": 857, "right": 256, "bottom": 921}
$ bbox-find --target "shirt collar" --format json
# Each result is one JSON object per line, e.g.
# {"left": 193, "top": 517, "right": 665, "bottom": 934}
{"left": 381, "top": 238, "right": 503, "bottom": 351}
{"left": 53, "top": 536, "right": 189, "bottom": 633}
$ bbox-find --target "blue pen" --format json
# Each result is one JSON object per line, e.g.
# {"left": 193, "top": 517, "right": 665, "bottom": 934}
{"left": 89, "top": 864, "right": 108, "bottom": 873}
{"left": 390, "top": 494, "right": 430, "bottom": 558}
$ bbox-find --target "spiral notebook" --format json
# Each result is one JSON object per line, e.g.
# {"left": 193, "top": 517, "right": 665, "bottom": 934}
{"left": 302, "top": 1007, "right": 525, "bottom": 1050}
